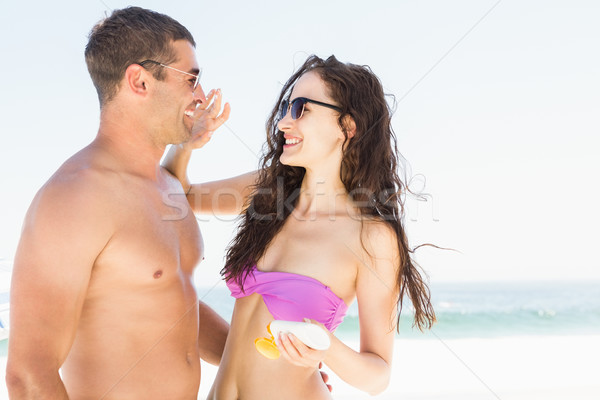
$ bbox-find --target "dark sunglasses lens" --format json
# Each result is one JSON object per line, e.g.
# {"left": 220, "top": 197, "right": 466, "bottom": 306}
{"left": 291, "top": 98, "right": 306, "bottom": 119}
{"left": 279, "top": 100, "right": 289, "bottom": 120}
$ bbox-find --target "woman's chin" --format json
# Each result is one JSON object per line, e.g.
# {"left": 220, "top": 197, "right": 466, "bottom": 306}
{"left": 279, "top": 156, "right": 304, "bottom": 168}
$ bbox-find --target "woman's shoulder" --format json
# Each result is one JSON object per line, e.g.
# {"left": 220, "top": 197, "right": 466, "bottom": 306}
{"left": 355, "top": 218, "right": 401, "bottom": 298}
{"left": 361, "top": 216, "right": 397, "bottom": 238}
{"left": 359, "top": 218, "right": 400, "bottom": 262}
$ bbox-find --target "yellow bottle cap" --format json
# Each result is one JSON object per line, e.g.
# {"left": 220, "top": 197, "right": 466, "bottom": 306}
{"left": 255, "top": 337, "right": 280, "bottom": 359}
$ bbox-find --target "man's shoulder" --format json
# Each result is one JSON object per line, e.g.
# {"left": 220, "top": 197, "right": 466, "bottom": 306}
{"left": 31, "top": 148, "right": 125, "bottom": 221}
{"left": 48, "top": 146, "right": 126, "bottom": 195}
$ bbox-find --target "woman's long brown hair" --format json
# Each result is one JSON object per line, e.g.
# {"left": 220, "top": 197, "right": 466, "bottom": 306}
{"left": 223, "top": 55, "right": 435, "bottom": 331}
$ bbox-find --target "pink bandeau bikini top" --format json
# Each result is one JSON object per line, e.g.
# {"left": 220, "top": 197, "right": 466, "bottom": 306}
{"left": 226, "top": 266, "right": 348, "bottom": 332}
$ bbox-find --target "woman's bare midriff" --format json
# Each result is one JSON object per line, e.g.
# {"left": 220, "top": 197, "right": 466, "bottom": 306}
{"left": 208, "top": 294, "right": 332, "bottom": 400}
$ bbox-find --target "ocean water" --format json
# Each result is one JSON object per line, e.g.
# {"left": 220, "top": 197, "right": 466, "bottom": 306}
{"left": 197, "top": 280, "right": 600, "bottom": 340}
{"left": 3, "top": 282, "right": 599, "bottom": 400}
{"left": 2, "top": 280, "right": 599, "bottom": 358}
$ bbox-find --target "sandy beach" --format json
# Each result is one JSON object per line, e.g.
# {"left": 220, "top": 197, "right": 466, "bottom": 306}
{"left": 196, "top": 335, "right": 600, "bottom": 400}
{"left": 2, "top": 335, "right": 598, "bottom": 399}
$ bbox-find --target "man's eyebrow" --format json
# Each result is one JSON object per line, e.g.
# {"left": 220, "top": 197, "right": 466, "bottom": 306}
{"left": 189, "top": 68, "right": 200, "bottom": 75}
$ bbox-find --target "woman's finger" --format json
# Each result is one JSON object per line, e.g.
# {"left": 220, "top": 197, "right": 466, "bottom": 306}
{"left": 210, "top": 89, "right": 223, "bottom": 117}
{"left": 286, "top": 333, "right": 309, "bottom": 358}
{"left": 277, "top": 334, "right": 303, "bottom": 366}
{"left": 196, "top": 89, "right": 215, "bottom": 111}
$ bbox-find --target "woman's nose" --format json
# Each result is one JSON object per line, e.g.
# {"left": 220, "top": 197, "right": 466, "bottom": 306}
{"left": 277, "top": 109, "right": 293, "bottom": 131}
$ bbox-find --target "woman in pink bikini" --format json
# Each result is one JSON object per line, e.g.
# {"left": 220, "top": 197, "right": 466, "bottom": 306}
{"left": 166, "top": 55, "right": 435, "bottom": 399}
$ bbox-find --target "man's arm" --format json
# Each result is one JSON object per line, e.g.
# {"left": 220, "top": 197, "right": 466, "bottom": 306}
{"left": 197, "top": 301, "right": 229, "bottom": 366}
{"left": 6, "top": 171, "right": 112, "bottom": 398}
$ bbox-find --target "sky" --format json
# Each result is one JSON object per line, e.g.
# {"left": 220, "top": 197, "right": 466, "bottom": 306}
{"left": 1, "top": 0, "right": 599, "bottom": 292}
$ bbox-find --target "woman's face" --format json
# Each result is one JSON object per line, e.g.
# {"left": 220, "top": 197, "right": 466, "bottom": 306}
{"left": 277, "top": 71, "right": 346, "bottom": 170}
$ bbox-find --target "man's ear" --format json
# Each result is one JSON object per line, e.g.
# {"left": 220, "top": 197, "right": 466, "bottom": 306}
{"left": 342, "top": 115, "right": 356, "bottom": 139}
{"left": 124, "top": 64, "right": 149, "bottom": 96}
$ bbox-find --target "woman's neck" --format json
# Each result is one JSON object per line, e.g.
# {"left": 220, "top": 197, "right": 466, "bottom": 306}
{"left": 294, "top": 169, "right": 354, "bottom": 218}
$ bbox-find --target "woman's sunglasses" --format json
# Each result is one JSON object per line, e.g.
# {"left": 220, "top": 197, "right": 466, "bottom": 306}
{"left": 279, "top": 97, "right": 342, "bottom": 120}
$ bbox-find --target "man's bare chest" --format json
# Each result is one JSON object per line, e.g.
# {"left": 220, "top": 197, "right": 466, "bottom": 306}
{"left": 90, "top": 188, "right": 204, "bottom": 289}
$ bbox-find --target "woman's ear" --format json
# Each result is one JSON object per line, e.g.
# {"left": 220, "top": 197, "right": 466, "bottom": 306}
{"left": 342, "top": 115, "right": 357, "bottom": 139}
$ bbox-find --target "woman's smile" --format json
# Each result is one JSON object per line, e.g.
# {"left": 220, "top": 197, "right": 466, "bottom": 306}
{"left": 284, "top": 135, "right": 303, "bottom": 148}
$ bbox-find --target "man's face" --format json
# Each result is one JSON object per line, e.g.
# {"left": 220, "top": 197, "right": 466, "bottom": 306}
{"left": 150, "top": 40, "right": 206, "bottom": 146}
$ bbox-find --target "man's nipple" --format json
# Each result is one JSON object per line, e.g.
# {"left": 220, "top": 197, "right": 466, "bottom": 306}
{"left": 153, "top": 270, "right": 163, "bottom": 279}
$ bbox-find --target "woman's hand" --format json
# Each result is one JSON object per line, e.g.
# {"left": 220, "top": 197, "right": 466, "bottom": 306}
{"left": 276, "top": 319, "right": 330, "bottom": 369}
{"left": 319, "top": 363, "right": 333, "bottom": 393}
{"left": 188, "top": 88, "right": 231, "bottom": 150}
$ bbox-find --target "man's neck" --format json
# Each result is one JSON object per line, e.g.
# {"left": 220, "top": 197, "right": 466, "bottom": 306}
{"left": 94, "top": 108, "right": 166, "bottom": 180}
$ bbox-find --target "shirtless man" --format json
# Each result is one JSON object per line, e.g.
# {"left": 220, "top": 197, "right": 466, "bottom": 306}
{"left": 6, "top": 7, "right": 233, "bottom": 399}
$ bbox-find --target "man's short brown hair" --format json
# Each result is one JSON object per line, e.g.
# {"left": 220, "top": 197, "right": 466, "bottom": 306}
{"left": 85, "top": 7, "right": 196, "bottom": 106}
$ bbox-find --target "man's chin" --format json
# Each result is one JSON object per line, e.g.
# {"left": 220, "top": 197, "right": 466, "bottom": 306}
{"left": 168, "top": 129, "right": 192, "bottom": 146}
{"left": 187, "top": 122, "right": 197, "bottom": 135}
{"left": 180, "top": 121, "right": 194, "bottom": 141}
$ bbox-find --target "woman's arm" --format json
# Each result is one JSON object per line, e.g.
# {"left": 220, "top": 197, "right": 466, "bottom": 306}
{"left": 326, "top": 222, "right": 399, "bottom": 394}
{"left": 278, "top": 222, "right": 399, "bottom": 395}
{"left": 185, "top": 171, "right": 259, "bottom": 215}
{"left": 162, "top": 89, "right": 259, "bottom": 214}
{"left": 163, "top": 143, "right": 259, "bottom": 215}
{"left": 162, "top": 143, "right": 194, "bottom": 195}
{"left": 162, "top": 89, "right": 226, "bottom": 192}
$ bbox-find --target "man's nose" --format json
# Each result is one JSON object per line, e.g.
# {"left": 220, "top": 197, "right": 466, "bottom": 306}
{"left": 193, "top": 84, "right": 207, "bottom": 104}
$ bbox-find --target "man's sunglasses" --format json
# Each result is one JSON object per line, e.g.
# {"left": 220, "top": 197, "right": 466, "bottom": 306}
{"left": 279, "top": 97, "right": 342, "bottom": 120}
{"left": 138, "top": 59, "right": 202, "bottom": 91}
